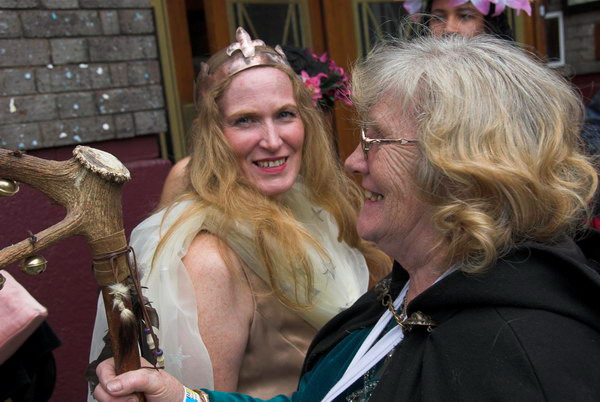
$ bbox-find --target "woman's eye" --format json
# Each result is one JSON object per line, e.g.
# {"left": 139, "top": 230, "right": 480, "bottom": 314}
{"left": 278, "top": 110, "right": 297, "bottom": 119}
{"left": 370, "top": 128, "right": 384, "bottom": 140}
{"left": 233, "top": 116, "right": 254, "bottom": 126}
{"left": 459, "top": 13, "right": 475, "bottom": 21}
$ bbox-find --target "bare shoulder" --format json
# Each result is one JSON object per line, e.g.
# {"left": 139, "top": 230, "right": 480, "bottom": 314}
{"left": 170, "top": 156, "right": 190, "bottom": 178}
{"left": 183, "top": 232, "right": 251, "bottom": 301}
{"left": 185, "top": 232, "right": 239, "bottom": 271}
{"left": 160, "top": 156, "right": 191, "bottom": 205}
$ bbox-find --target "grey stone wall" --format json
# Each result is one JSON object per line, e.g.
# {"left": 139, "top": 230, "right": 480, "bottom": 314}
{"left": 0, "top": 0, "right": 167, "bottom": 151}
{"left": 565, "top": 12, "right": 600, "bottom": 75}
{"left": 547, "top": 1, "right": 600, "bottom": 75}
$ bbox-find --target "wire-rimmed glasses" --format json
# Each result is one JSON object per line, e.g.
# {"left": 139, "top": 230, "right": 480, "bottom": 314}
{"left": 360, "top": 127, "right": 418, "bottom": 160}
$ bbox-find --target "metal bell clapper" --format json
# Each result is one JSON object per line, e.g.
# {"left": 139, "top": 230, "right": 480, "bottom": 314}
{"left": 20, "top": 255, "right": 48, "bottom": 275}
{"left": 0, "top": 178, "right": 19, "bottom": 197}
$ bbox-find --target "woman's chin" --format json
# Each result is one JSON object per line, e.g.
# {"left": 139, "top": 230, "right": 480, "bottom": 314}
{"left": 257, "top": 180, "right": 296, "bottom": 199}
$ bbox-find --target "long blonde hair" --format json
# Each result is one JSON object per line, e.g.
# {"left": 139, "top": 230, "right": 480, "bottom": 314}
{"left": 352, "top": 35, "right": 598, "bottom": 273}
{"left": 158, "top": 64, "right": 389, "bottom": 310}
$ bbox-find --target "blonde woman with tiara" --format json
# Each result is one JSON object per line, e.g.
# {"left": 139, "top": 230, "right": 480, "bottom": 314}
{"left": 88, "top": 27, "right": 390, "bottom": 399}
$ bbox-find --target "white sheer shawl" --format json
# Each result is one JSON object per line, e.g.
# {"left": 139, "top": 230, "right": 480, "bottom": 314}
{"left": 88, "top": 181, "right": 368, "bottom": 392}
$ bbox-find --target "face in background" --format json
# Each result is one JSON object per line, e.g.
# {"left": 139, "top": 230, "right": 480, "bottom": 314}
{"left": 220, "top": 67, "right": 305, "bottom": 198}
{"left": 429, "top": 0, "right": 486, "bottom": 37}
{"left": 344, "top": 99, "right": 434, "bottom": 258}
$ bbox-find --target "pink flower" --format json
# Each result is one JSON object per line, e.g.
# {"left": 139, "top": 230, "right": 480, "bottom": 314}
{"left": 491, "top": 0, "right": 531, "bottom": 16}
{"left": 328, "top": 59, "right": 350, "bottom": 82}
{"left": 300, "top": 51, "right": 352, "bottom": 108}
{"left": 301, "top": 71, "right": 327, "bottom": 106}
{"left": 328, "top": 59, "right": 342, "bottom": 74}
{"left": 402, "top": 0, "right": 423, "bottom": 15}
{"left": 311, "top": 52, "right": 329, "bottom": 63}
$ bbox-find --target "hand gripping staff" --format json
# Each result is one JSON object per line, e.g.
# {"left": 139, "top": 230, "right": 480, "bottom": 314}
{"left": 0, "top": 146, "right": 161, "bottom": 402}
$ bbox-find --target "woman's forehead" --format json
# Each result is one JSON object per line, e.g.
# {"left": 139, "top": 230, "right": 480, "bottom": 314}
{"left": 366, "top": 100, "right": 417, "bottom": 137}
{"left": 368, "top": 97, "right": 410, "bottom": 123}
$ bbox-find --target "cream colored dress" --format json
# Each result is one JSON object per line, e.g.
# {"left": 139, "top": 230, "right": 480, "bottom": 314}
{"left": 89, "top": 182, "right": 369, "bottom": 397}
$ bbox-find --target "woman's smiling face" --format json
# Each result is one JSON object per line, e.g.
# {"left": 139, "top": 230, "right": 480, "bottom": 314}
{"left": 344, "top": 99, "right": 434, "bottom": 257}
{"left": 220, "top": 67, "right": 305, "bottom": 197}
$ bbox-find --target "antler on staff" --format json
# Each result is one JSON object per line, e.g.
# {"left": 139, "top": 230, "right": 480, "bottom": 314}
{"left": 0, "top": 146, "right": 144, "bottom": 397}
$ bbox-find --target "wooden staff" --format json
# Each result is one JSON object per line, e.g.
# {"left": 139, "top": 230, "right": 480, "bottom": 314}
{"left": 0, "top": 146, "right": 144, "bottom": 399}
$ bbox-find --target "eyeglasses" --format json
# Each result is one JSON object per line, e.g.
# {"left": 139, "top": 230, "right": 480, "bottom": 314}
{"left": 360, "top": 127, "right": 418, "bottom": 160}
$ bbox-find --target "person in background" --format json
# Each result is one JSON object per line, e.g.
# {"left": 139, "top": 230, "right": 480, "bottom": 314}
{"left": 158, "top": 155, "right": 189, "bottom": 206}
{"left": 398, "top": 0, "right": 522, "bottom": 39}
{"left": 93, "top": 33, "right": 600, "bottom": 402}
{"left": 88, "top": 27, "right": 390, "bottom": 399}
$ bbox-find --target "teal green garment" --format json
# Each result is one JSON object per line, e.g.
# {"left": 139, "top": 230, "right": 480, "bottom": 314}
{"left": 202, "top": 328, "right": 372, "bottom": 402}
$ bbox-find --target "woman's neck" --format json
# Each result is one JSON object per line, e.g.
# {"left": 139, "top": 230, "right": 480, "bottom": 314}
{"left": 404, "top": 262, "right": 446, "bottom": 305}
{"left": 392, "top": 228, "right": 448, "bottom": 305}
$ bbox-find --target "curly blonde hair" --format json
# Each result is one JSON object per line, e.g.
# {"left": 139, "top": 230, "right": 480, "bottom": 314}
{"left": 157, "top": 60, "right": 390, "bottom": 310}
{"left": 352, "top": 34, "right": 598, "bottom": 273}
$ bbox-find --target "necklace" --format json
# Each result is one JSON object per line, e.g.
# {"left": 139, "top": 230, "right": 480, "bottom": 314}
{"left": 380, "top": 290, "right": 408, "bottom": 330}
{"left": 376, "top": 278, "right": 437, "bottom": 333}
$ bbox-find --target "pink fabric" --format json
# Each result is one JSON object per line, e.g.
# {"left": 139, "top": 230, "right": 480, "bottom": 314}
{"left": 0, "top": 270, "right": 48, "bottom": 364}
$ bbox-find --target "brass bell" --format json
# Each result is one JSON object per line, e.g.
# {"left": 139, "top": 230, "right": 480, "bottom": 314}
{"left": 0, "top": 179, "right": 19, "bottom": 197}
{"left": 0, "top": 272, "right": 5, "bottom": 290}
{"left": 20, "top": 255, "right": 47, "bottom": 275}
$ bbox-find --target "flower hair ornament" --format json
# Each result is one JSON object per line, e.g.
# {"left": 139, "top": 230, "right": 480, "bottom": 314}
{"left": 395, "top": 0, "right": 532, "bottom": 16}
{"left": 194, "top": 27, "right": 292, "bottom": 109}
{"left": 282, "top": 46, "right": 352, "bottom": 111}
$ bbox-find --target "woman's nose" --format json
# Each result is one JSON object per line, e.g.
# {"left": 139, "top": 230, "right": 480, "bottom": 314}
{"left": 260, "top": 123, "right": 284, "bottom": 151}
{"left": 444, "top": 17, "right": 460, "bottom": 33}
{"left": 344, "top": 142, "right": 368, "bottom": 175}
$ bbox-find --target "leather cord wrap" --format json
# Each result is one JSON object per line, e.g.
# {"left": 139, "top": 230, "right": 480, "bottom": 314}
{"left": 91, "top": 230, "right": 130, "bottom": 286}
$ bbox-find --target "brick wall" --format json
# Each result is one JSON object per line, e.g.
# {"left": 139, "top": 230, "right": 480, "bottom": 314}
{"left": 0, "top": 0, "right": 167, "bottom": 151}
{"left": 565, "top": 11, "right": 600, "bottom": 75}
{"left": 547, "top": 0, "right": 600, "bottom": 75}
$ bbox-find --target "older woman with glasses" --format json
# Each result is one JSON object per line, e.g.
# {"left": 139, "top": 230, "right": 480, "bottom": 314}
{"left": 93, "top": 34, "right": 600, "bottom": 402}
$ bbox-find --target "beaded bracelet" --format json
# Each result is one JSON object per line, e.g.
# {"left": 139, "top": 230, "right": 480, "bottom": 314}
{"left": 183, "top": 386, "right": 209, "bottom": 402}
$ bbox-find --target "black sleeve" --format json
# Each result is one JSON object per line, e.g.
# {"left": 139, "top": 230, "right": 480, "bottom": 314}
{"left": 0, "top": 321, "right": 61, "bottom": 402}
